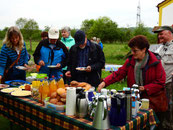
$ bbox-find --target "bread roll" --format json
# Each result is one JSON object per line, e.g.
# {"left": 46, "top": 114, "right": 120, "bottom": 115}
{"left": 70, "top": 81, "right": 79, "bottom": 87}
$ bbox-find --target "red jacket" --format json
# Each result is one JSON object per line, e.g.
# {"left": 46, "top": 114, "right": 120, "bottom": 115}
{"left": 104, "top": 51, "right": 166, "bottom": 96}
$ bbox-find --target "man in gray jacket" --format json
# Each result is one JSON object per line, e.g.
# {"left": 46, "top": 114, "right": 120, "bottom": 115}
{"left": 154, "top": 25, "right": 173, "bottom": 129}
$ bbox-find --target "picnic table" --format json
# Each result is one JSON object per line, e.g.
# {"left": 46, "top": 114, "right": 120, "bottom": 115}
{"left": 0, "top": 89, "right": 159, "bottom": 130}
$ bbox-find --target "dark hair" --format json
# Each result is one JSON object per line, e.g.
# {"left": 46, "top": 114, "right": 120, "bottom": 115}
{"left": 128, "top": 35, "right": 150, "bottom": 51}
{"left": 41, "top": 31, "right": 48, "bottom": 38}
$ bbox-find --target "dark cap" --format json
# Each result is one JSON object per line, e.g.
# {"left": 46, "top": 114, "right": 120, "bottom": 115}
{"left": 154, "top": 25, "right": 173, "bottom": 33}
{"left": 74, "top": 30, "right": 86, "bottom": 45}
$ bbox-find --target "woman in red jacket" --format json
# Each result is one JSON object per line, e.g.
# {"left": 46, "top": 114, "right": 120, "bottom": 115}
{"left": 98, "top": 35, "right": 166, "bottom": 93}
{"left": 98, "top": 35, "right": 166, "bottom": 129}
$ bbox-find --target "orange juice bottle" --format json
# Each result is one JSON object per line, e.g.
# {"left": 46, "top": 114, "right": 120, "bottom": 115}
{"left": 57, "top": 75, "right": 65, "bottom": 88}
{"left": 42, "top": 78, "right": 50, "bottom": 102}
{"left": 38, "top": 82, "right": 43, "bottom": 103}
{"left": 49, "top": 76, "right": 57, "bottom": 95}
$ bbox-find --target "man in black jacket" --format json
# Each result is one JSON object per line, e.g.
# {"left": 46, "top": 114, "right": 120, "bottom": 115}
{"left": 65, "top": 30, "right": 105, "bottom": 87}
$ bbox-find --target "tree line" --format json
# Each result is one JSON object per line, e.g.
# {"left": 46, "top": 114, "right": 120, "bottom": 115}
{"left": 0, "top": 16, "right": 157, "bottom": 45}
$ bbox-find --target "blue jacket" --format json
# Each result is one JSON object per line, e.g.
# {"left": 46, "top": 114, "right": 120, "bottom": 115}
{"left": 33, "top": 39, "right": 68, "bottom": 79}
{"left": 0, "top": 43, "right": 28, "bottom": 81}
{"left": 98, "top": 42, "right": 103, "bottom": 50}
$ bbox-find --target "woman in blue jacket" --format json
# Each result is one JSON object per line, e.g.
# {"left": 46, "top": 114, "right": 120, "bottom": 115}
{"left": 0, "top": 26, "right": 29, "bottom": 82}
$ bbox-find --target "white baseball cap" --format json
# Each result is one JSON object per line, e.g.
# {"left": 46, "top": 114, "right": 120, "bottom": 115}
{"left": 48, "top": 27, "right": 59, "bottom": 39}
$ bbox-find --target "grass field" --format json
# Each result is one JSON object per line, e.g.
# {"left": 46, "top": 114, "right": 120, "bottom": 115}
{"left": 0, "top": 40, "right": 128, "bottom": 129}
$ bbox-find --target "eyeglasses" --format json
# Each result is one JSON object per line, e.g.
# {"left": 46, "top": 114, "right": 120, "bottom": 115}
{"left": 131, "top": 49, "right": 140, "bottom": 53}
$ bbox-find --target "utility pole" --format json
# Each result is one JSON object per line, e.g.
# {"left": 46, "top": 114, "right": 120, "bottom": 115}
{"left": 136, "top": 0, "right": 141, "bottom": 27}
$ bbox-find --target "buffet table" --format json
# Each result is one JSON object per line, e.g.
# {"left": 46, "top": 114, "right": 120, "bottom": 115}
{"left": 0, "top": 90, "right": 159, "bottom": 130}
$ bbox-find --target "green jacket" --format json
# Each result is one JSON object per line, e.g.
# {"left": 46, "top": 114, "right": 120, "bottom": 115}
{"left": 61, "top": 36, "right": 75, "bottom": 70}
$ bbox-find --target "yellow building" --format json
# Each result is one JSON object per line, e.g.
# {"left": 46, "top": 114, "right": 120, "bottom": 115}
{"left": 157, "top": 0, "right": 173, "bottom": 26}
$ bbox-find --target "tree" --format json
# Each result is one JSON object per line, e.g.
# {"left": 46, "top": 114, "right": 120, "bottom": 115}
{"left": 44, "top": 26, "right": 50, "bottom": 31}
{"left": 0, "top": 27, "right": 9, "bottom": 39}
{"left": 15, "top": 18, "right": 39, "bottom": 51}
{"left": 16, "top": 18, "right": 27, "bottom": 29}
{"left": 23, "top": 19, "right": 39, "bottom": 50}
{"left": 87, "top": 16, "right": 118, "bottom": 42}
{"left": 133, "top": 23, "right": 149, "bottom": 36}
{"left": 81, "top": 19, "right": 95, "bottom": 33}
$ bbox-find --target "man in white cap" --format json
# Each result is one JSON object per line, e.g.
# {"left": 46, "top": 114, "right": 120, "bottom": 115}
{"left": 33, "top": 27, "right": 68, "bottom": 79}
{"left": 154, "top": 25, "right": 173, "bottom": 129}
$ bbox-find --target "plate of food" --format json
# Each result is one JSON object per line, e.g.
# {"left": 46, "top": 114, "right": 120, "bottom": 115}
{"left": 0, "top": 84, "right": 9, "bottom": 89}
{"left": 16, "top": 66, "right": 27, "bottom": 70}
{"left": 1, "top": 87, "right": 21, "bottom": 93}
{"left": 76, "top": 67, "right": 87, "bottom": 71}
{"left": 47, "top": 65, "right": 57, "bottom": 68}
{"left": 11, "top": 90, "right": 31, "bottom": 97}
{"left": 5, "top": 80, "right": 31, "bottom": 87}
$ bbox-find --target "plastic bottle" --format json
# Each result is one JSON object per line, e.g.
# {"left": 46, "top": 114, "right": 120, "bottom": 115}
{"left": 38, "top": 80, "right": 43, "bottom": 103}
{"left": 42, "top": 77, "right": 50, "bottom": 102}
{"left": 57, "top": 75, "right": 65, "bottom": 88}
{"left": 131, "top": 95, "right": 137, "bottom": 117}
{"left": 49, "top": 75, "right": 57, "bottom": 95}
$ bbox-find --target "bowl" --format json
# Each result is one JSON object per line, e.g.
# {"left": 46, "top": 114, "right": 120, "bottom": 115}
{"left": 36, "top": 73, "right": 48, "bottom": 79}
{"left": 30, "top": 73, "right": 38, "bottom": 77}
{"left": 44, "top": 98, "right": 65, "bottom": 112}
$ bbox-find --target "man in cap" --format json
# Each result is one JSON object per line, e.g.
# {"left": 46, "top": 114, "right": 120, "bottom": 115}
{"left": 65, "top": 30, "right": 105, "bottom": 87}
{"left": 154, "top": 25, "right": 173, "bottom": 129}
{"left": 33, "top": 27, "right": 68, "bottom": 79}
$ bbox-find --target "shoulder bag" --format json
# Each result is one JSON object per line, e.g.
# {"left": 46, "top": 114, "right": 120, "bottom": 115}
{"left": 148, "top": 88, "right": 168, "bottom": 112}
{"left": 1, "top": 50, "right": 22, "bottom": 83}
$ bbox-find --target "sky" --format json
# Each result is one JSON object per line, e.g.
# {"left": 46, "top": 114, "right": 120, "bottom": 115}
{"left": 0, "top": 0, "right": 163, "bottom": 30}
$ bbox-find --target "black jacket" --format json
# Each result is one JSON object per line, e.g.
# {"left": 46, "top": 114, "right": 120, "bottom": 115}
{"left": 67, "top": 40, "right": 105, "bottom": 87}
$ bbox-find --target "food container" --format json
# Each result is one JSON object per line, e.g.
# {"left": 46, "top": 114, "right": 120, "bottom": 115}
{"left": 44, "top": 98, "right": 65, "bottom": 112}
{"left": 26, "top": 76, "right": 36, "bottom": 83}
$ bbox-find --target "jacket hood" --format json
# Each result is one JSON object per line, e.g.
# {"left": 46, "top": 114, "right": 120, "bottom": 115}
{"left": 61, "top": 36, "right": 74, "bottom": 42}
{"left": 128, "top": 50, "right": 160, "bottom": 67}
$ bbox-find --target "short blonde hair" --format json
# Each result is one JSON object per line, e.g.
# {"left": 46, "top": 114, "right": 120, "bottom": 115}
{"left": 3, "top": 26, "right": 24, "bottom": 50}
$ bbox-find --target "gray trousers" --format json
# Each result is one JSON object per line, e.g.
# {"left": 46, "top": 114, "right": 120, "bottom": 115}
{"left": 161, "top": 82, "right": 173, "bottom": 129}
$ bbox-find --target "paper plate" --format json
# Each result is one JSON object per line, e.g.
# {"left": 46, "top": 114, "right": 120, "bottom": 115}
{"left": 0, "top": 84, "right": 9, "bottom": 89}
{"left": 1, "top": 88, "right": 20, "bottom": 93}
{"left": 76, "top": 67, "right": 87, "bottom": 71}
{"left": 16, "top": 66, "right": 27, "bottom": 70}
{"left": 11, "top": 90, "right": 31, "bottom": 97}
{"left": 47, "top": 65, "right": 57, "bottom": 68}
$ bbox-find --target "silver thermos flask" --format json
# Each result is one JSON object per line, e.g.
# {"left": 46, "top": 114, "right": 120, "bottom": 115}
{"left": 125, "top": 90, "right": 132, "bottom": 121}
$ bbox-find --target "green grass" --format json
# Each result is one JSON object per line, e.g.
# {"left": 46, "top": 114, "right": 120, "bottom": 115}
{"left": 101, "top": 70, "right": 127, "bottom": 90}
{"left": 103, "top": 43, "right": 130, "bottom": 64}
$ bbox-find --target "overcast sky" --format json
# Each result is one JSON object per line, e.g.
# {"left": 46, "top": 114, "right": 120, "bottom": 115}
{"left": 0, "top": 0, "right": 163, "bottom": 30}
